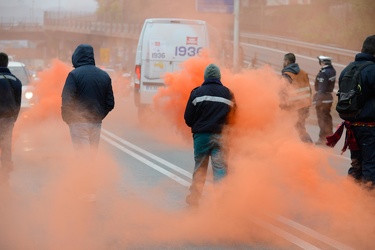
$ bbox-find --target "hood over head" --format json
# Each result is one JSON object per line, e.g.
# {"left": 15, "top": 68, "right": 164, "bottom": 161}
{"left": 282, "top": 63, "right": 300, "bottom": 75}
{"left": 204, "top": 64, "right": 221, "bottom": 80}
{"left": 72, "top": 44, "right": 95, "bottom": 68}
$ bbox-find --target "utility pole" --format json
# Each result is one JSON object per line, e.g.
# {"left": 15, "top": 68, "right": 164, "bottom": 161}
{"left": 233, "top": 0, "right": 240, "bottom": 71}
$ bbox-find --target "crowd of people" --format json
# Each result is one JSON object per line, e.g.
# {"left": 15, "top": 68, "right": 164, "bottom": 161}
{"left": 0, "top": 35, "right": 374, "bottom": 206}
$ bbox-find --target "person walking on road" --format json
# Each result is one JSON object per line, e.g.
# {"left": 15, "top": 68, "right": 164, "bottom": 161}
{"left": 281, "top": 53, "right": 313, "bottom": 144}
{"left": 327, "top": 35, "right": 375, "bottom": 186}
{"left": 313, "top": 55, "right": 336, "bottom": 145}
{"left": 0, "top": 52, "right": 22, "bottom": 186}
{"left": 184, "top": 64, "right": 235, "bottom": 207}
{"left": 61, "top": 44, "right": 115, "bottom": 156}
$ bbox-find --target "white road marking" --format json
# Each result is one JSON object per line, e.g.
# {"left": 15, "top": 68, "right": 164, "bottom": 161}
{"left": 101, "top": 129, "right": 354, "bottom": 250}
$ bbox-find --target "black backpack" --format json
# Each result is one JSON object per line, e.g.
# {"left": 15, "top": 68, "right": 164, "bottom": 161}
{"left": 336, "top": 61, "right": 374, "bottom": 120}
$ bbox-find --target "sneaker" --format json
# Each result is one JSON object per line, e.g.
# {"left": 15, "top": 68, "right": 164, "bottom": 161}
{"left": 185, "top": 193, "right": 199, "bottom": 207}
{"left": 315, "top": 139, "right": 326, "bottom": 146}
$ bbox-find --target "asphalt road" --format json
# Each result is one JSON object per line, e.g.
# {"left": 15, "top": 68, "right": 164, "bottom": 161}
{"left": 2, "top": 81, "right": 358, "bottom": 250}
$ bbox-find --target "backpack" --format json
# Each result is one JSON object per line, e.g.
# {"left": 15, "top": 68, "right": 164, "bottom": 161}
{"left": 336, "top": 61, "right": 374, "bottom": 120}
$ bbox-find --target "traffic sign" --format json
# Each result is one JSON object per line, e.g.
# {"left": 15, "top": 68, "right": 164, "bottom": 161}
{"left": 196, "top": 0, "right": 234, "bottom": 13}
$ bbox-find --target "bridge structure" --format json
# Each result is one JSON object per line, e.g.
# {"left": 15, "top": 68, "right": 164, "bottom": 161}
{"left": 0, "top": 10, "right": 357, "bottom": 76}
{"left": 0, "top": 11, "right": 142, "bottom": 70}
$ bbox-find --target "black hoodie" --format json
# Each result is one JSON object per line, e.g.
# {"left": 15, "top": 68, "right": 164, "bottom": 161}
{"left": 61, "top": 44, "right": 115, "bottom": 124}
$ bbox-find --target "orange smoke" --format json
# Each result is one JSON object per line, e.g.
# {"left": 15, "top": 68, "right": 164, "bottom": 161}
{"left": 22, "top": 59, "right": 71, "bottom": 122}
{"left": 152, "top": 55, "right": 375, "bottom": 249}
{"left": 1, "top": 56, "right": 374, "bottom": 249}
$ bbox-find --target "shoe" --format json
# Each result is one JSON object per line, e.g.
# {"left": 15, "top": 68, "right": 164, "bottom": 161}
{"left": 185, "top": 193, "right": 199, "bottom": 207}
{"left": 315, "top": 139, "right": 326, "bottom": 146}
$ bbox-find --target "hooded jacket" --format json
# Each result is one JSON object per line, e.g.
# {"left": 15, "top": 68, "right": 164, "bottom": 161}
{"left": 338, "top": 52, "right": 375, "bottom": 122}
{"left": 61, "top": 44, "right": 115, "bottom": 124}
{"left": 184, "top": 64, "right": 235, "bottom": 133}
{"left": 0, "top": 67, "right": 22, "bottom": 120}
{"left": 281, "top": 63, "right": 312, "bottom": 109}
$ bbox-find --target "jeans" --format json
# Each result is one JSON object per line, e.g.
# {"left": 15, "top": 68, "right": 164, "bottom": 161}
{"left": 187, "top": 133, "right": 228, "bottom": 204}
{"left": 351, "top": 126, "right": 375, "bottom": 185}
{"left": 0, "top": 117, "right": 15, "bottom": 184}
{"left": 69, "top": 123, "right": 101, "bottom": 156}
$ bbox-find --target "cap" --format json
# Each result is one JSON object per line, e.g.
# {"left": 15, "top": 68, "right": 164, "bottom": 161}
{"left": 317, "top": 55, "right": 332, "bottom": 64}
{"left": 204, "top": 64, "right": 221, "bottom": 80}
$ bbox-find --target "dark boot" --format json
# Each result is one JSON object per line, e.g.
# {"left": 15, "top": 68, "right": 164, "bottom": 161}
{"left": 348, "top": 158, "right": 362, "bottom": 182}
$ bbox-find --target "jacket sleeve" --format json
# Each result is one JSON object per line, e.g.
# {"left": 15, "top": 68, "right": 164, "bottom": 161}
{"left": 103, "top": 81, "right": 115, "bottom": 119}
{"left": 13, "top": 79, "right": 22, "bottom": 120}
{"left": 184, "top": 90, "right": 196, "bottom": 128}
{"left": 61, "top": 72, "right": 77, "bottom": 124}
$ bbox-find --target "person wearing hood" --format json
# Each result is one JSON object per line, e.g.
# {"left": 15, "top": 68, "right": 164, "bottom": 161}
{"left": 0, "top": 52, "right": 22, "bottom": 186}
{"left": 61, "top": 44, "right": 115, "bottom": 155}
{"left": 184, "top": 63, "right": 236, "bottom": 207}
{"left": 281, "top": 53, "right": 313, "bottom": 144}
{"left": 328, "top": 35, "right": 375, "bottom": 185}
{"left": 313, "top": 56, "right": 336, "bottom": 145}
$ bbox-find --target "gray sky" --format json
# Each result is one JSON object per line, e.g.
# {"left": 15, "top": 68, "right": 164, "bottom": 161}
{"left": 0, "top": 0, "right": 98, "bottom": 12}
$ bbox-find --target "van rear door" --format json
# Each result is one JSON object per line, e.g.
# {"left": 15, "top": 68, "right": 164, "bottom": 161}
{"left": 141, "top": 19, "right": 208, "bottom": 90}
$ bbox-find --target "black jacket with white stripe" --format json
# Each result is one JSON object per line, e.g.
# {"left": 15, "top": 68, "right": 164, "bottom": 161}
{"left": 184, "top": 78, "right": 235, "bottom": 133}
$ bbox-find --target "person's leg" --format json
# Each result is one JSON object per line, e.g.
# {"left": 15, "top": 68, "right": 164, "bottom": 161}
{"left": 186, "top": 133, "right": 211, "bottom": 206}
{"left": 69, "top": 123, "right": 91, "bottom": 154}
{"left": 296, "top": 107, "right": 313, "bottom": 143}
{"left": 321, "top": 103, "right": 333, "bottom": 139}
{"left": 210, "top": 134, "right": 228, "bottom": 182}
{"left": 348, "top": 150, "right": 362, "bottom": 182}
{"left": 0, "top": 118, "right": 15, "bottom": 186}
{"left": 88, "top": 123, "right": 102, "bottom": 155}
{"left": 315, "top": 104, "right": 325, "bottom": 141}
{"left": 353, "top": 126, "right": 375, "bottom": 187}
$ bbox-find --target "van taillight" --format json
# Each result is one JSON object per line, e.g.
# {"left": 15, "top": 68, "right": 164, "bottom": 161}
{"left": 135, "top": 65, "right": 141, "bottom": 81}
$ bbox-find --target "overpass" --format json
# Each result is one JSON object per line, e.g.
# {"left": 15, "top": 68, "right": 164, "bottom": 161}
{"left": 0, "top": 11, "right": 142, "bottom": 70}
{"left": 0, "top": 10, "right": 357, "bottom": 71}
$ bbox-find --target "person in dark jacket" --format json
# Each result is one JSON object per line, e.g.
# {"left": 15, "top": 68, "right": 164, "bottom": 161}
{"left": 0, "top": 52, "right": 22, "bottom": 185}
{"left": 329, "top": 35, "right": 375, "bottom": 186}
{"left": 281, "top": 53, "right": 313, "bottom": 144}
{"left": 313, "top": 55, "right": 336, "bottom": 145}
{"left": 61, "top": 44, "right": 115, "bottom": 155}
{"left": 184, "top": 64, "right": 235, "bottom": 207}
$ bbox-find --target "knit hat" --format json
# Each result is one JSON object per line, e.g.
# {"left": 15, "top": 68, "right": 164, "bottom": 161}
{"left": 204, "top": 64, "right": 221, "bottom": 80}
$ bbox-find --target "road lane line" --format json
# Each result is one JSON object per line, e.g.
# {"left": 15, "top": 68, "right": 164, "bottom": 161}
{"left": 102, "top": 129, "right": 192, "bottom": 178}
{"left": 277, "top": 216, "right": 354, "bottom": 250}
{"left": 101, "top": 134, "right": 191, "bottom": 187}
{"left": 102, "top": 129, "right": 353, "bottom": 249}
{"left": 251, "top": 217, "right": 321, "bottom": 250}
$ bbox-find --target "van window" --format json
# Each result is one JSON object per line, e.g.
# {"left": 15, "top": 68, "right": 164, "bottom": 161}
{"left": 9, "top": 65, "right": 30, "bottom": 85}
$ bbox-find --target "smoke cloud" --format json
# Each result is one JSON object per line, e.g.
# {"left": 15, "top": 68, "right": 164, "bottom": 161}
{"left": 1, "top": 51, "right": 374, "bottom": 249}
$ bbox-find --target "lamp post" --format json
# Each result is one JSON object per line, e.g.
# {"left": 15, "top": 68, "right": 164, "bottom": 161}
{"left": 233, "top": 0, "right": 240, "bottom": 71}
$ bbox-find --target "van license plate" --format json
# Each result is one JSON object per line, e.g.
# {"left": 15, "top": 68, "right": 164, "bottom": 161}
{"left": 145, "top": 85, "right": 158, "bottom": 91}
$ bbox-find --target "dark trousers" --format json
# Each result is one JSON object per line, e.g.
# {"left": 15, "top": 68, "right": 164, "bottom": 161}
{"left": 315, "top": 102, "right": 333, "bottom": 140}
{"left": 349, "top": 126, "right": 375, "bottom": 186}
{"left": 0, "top": 118, "right": 15, "bottom": 184}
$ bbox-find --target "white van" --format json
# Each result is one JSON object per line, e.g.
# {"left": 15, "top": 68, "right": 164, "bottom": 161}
{"left": 8, "top": 61, "right": 35, "bottom": 108}
{"left": 134, "top": 18, "right": 209, "bottom": 114}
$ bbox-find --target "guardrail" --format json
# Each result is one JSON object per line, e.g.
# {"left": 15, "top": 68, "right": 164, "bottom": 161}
{"left": 240, "top": 33, "right": 357, "bottom": 65}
